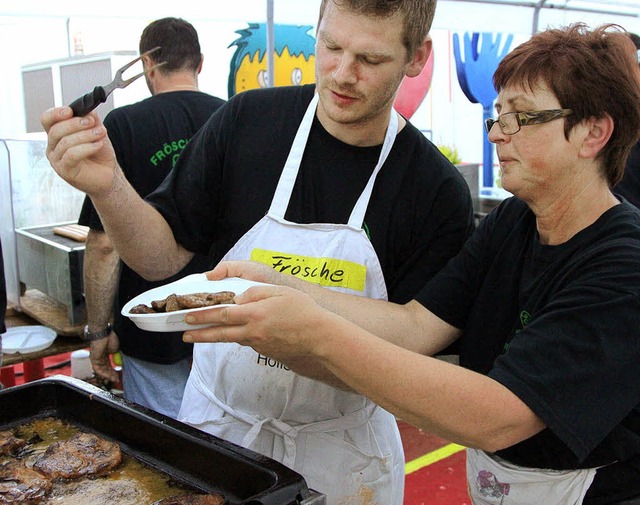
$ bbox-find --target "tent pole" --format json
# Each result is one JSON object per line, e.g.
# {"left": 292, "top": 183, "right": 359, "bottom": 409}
{"left": 267, "top": 0, "right": 275, "bottom": 87}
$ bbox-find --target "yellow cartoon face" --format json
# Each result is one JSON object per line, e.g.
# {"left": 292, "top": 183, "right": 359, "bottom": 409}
{"left": 234, "top": 48, "right": 315, "bottom": 93}
{"left": 228, "top": 23, "right": 317, "bottom": 97}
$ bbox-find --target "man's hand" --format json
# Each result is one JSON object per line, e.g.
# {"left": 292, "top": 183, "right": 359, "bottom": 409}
{"left": 89, "top": 331, "right": 120, "bottom": 386}
{"left": 41, "top": 106, "right": 118, "bottom": 198}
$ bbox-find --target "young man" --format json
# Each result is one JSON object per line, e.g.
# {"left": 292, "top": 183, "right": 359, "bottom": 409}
{"left": 78, "top": 17, "right": 225, "bottom": 418}
{"left": 43, "top": 1, "right": 474, "bottom": 501}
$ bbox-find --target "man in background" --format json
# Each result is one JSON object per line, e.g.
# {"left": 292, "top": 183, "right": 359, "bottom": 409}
{"left": 78, "top": 17, "right": 224, "bottom": 417}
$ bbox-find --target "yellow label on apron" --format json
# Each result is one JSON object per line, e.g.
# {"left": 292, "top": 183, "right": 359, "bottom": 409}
{"left": 251, "top": 248, "right": 367, "bottom": 292}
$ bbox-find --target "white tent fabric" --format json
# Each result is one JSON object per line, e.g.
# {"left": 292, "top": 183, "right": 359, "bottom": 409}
{"left": 441, "top": 0, "right": 639, "bottom": 34}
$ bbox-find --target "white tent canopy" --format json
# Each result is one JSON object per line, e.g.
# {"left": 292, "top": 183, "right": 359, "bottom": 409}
{"left": 441, "top": 0, "right": 639, "bottom": 33}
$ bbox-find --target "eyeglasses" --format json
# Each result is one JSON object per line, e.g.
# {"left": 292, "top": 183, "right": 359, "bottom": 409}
{"left": 484, "top": 109, "right": 574, "bottom": 135}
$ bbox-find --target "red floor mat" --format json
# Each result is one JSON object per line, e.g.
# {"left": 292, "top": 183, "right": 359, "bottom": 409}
{"left": 404, "top": 451, "right": 470, "bottom": 505}
{"left": 399, "top": 420, "right": 470, "bottom": 505}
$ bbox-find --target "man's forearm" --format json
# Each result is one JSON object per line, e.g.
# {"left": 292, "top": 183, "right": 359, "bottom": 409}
{"left": 91, "top": 167, "right": 194, "bottom": 280}
{"left": 83, "top": 230, "right": 120, "bottom": 330}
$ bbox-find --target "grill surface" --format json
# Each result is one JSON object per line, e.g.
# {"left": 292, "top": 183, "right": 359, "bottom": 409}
{"left": 0, "top": 376, "right": 325, "bottom": 505}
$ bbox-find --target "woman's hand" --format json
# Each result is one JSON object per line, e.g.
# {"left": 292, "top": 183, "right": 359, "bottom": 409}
{"left": 207, "top": 260, "right": 303, "bottom": 289}
{"left": 182, "top": 284, "right": 333, "bottom": 362}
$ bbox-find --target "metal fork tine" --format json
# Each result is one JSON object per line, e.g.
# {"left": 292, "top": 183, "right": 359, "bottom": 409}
{"left": 69, "top": 46, "right": 165, "bottom": 116}
{"left": 103, "top": 46, "right": 163, "bottom": 94}
{"left": 118, "top": 62, "right": 167, "bottom": 88}
{"left": 115, "top": 46, "right": 161, "bottom": 78}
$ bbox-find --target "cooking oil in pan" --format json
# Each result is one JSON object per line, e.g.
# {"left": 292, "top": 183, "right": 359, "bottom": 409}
{"left": 2, "top": 417, "right": 211, "bottom": 504}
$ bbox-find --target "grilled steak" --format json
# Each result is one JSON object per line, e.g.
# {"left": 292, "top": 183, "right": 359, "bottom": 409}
{"left": 162, "top": 294, "right": 181, "bottom": 312}
{"left": 176, "top": 292, "right": 236, "bottom": 309}
{"left": 0, "top": 460, "right": 52, "bottom": 503}
{"left": 0, "top": 432, "right": 25, "bottom": 457}
{"left": 131, "top": 291, "right": 236, "bottom": 314}
{"left": 50, "top": 477, "right": 150, "bottom": 505}
{"left": 33, "top": 432, "right": 122, "bottom": 479}
{"left": 129, "top": 304, "right": 157, "bottom": 314}
{"left": 152, "top": 494, "right": 226, "bottom": 505}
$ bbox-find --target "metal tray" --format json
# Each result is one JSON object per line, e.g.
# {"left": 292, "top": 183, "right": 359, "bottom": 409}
{"left": 0, "top": 376, "right": 325, "bottom": 505}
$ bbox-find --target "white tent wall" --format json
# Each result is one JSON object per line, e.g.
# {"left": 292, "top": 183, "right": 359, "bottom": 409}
{"left": 0, "top": 0, "right": 638, "bottom": 163}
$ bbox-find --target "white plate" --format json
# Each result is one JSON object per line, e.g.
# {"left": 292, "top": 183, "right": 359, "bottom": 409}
{"left": 1, "top": 325, "right": 57, "bottom": 354}
{"left": 121, "top": 274, "right": 270, "bottom": 332}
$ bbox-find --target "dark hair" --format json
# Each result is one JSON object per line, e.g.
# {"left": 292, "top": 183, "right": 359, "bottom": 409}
{"left": 139, "top": 17, "right": 202, "bottom": 74}
{"left": 318, "top": 0, "right": 436, "bottom": 60}
{"left": 493, "top": 23, "right": 640, "bottom": 187}
{"left": 628, "top": 32, "right": 640, "bottom": 51}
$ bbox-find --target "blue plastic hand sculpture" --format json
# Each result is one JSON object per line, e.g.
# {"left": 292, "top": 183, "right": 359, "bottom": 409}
{"left": 453, "top": 32, "right": 512, "bottom": 188}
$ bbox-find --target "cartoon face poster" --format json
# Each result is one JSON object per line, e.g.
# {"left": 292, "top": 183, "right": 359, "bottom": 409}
{"left": 228, "top": 23, "right": 316, "bottom": 97}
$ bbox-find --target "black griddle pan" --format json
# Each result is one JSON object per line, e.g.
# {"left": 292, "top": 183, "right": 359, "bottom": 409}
{"left": 0, "top": 375, "right": 325, "bottom": 505}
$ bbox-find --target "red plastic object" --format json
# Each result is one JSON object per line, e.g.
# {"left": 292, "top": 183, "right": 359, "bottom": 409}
{"left": 0, "top": 366, "right": 16, "bottom": 387}
{"left": 22, "top": 359, "right": 45, "bottom": 382}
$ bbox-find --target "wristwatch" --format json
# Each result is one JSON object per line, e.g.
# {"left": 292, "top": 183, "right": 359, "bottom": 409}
{"left": 82, "top": 323, "right": 112, "bottom": 341}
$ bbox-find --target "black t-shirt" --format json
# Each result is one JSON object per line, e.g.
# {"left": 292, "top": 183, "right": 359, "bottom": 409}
{"left": 79, "top": 91, "right": 225, "bottom": 363}
{"left": 416, "top": 197, "right": 640, "bottom": 499}
{"left": 147, "top": 84, "right": 476, "bottom": 304}
{"left": 615, "top": 140, "right": 640, "bottom": 208}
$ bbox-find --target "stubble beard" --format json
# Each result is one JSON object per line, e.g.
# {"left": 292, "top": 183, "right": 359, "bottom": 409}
{"left": 318, "top": 79, "right": 399, "bottom": 129}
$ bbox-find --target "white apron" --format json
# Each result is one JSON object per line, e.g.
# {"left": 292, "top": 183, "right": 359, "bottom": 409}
{"left": 466, "top": 448, "right": 597, "bottom": 505}
{"left": 179, "top": 94, "right": 405, "bottom": 505}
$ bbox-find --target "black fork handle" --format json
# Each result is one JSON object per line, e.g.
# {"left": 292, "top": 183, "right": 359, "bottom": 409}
{"left": 69, "top": 86, "right": 107, "bottom": 117}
